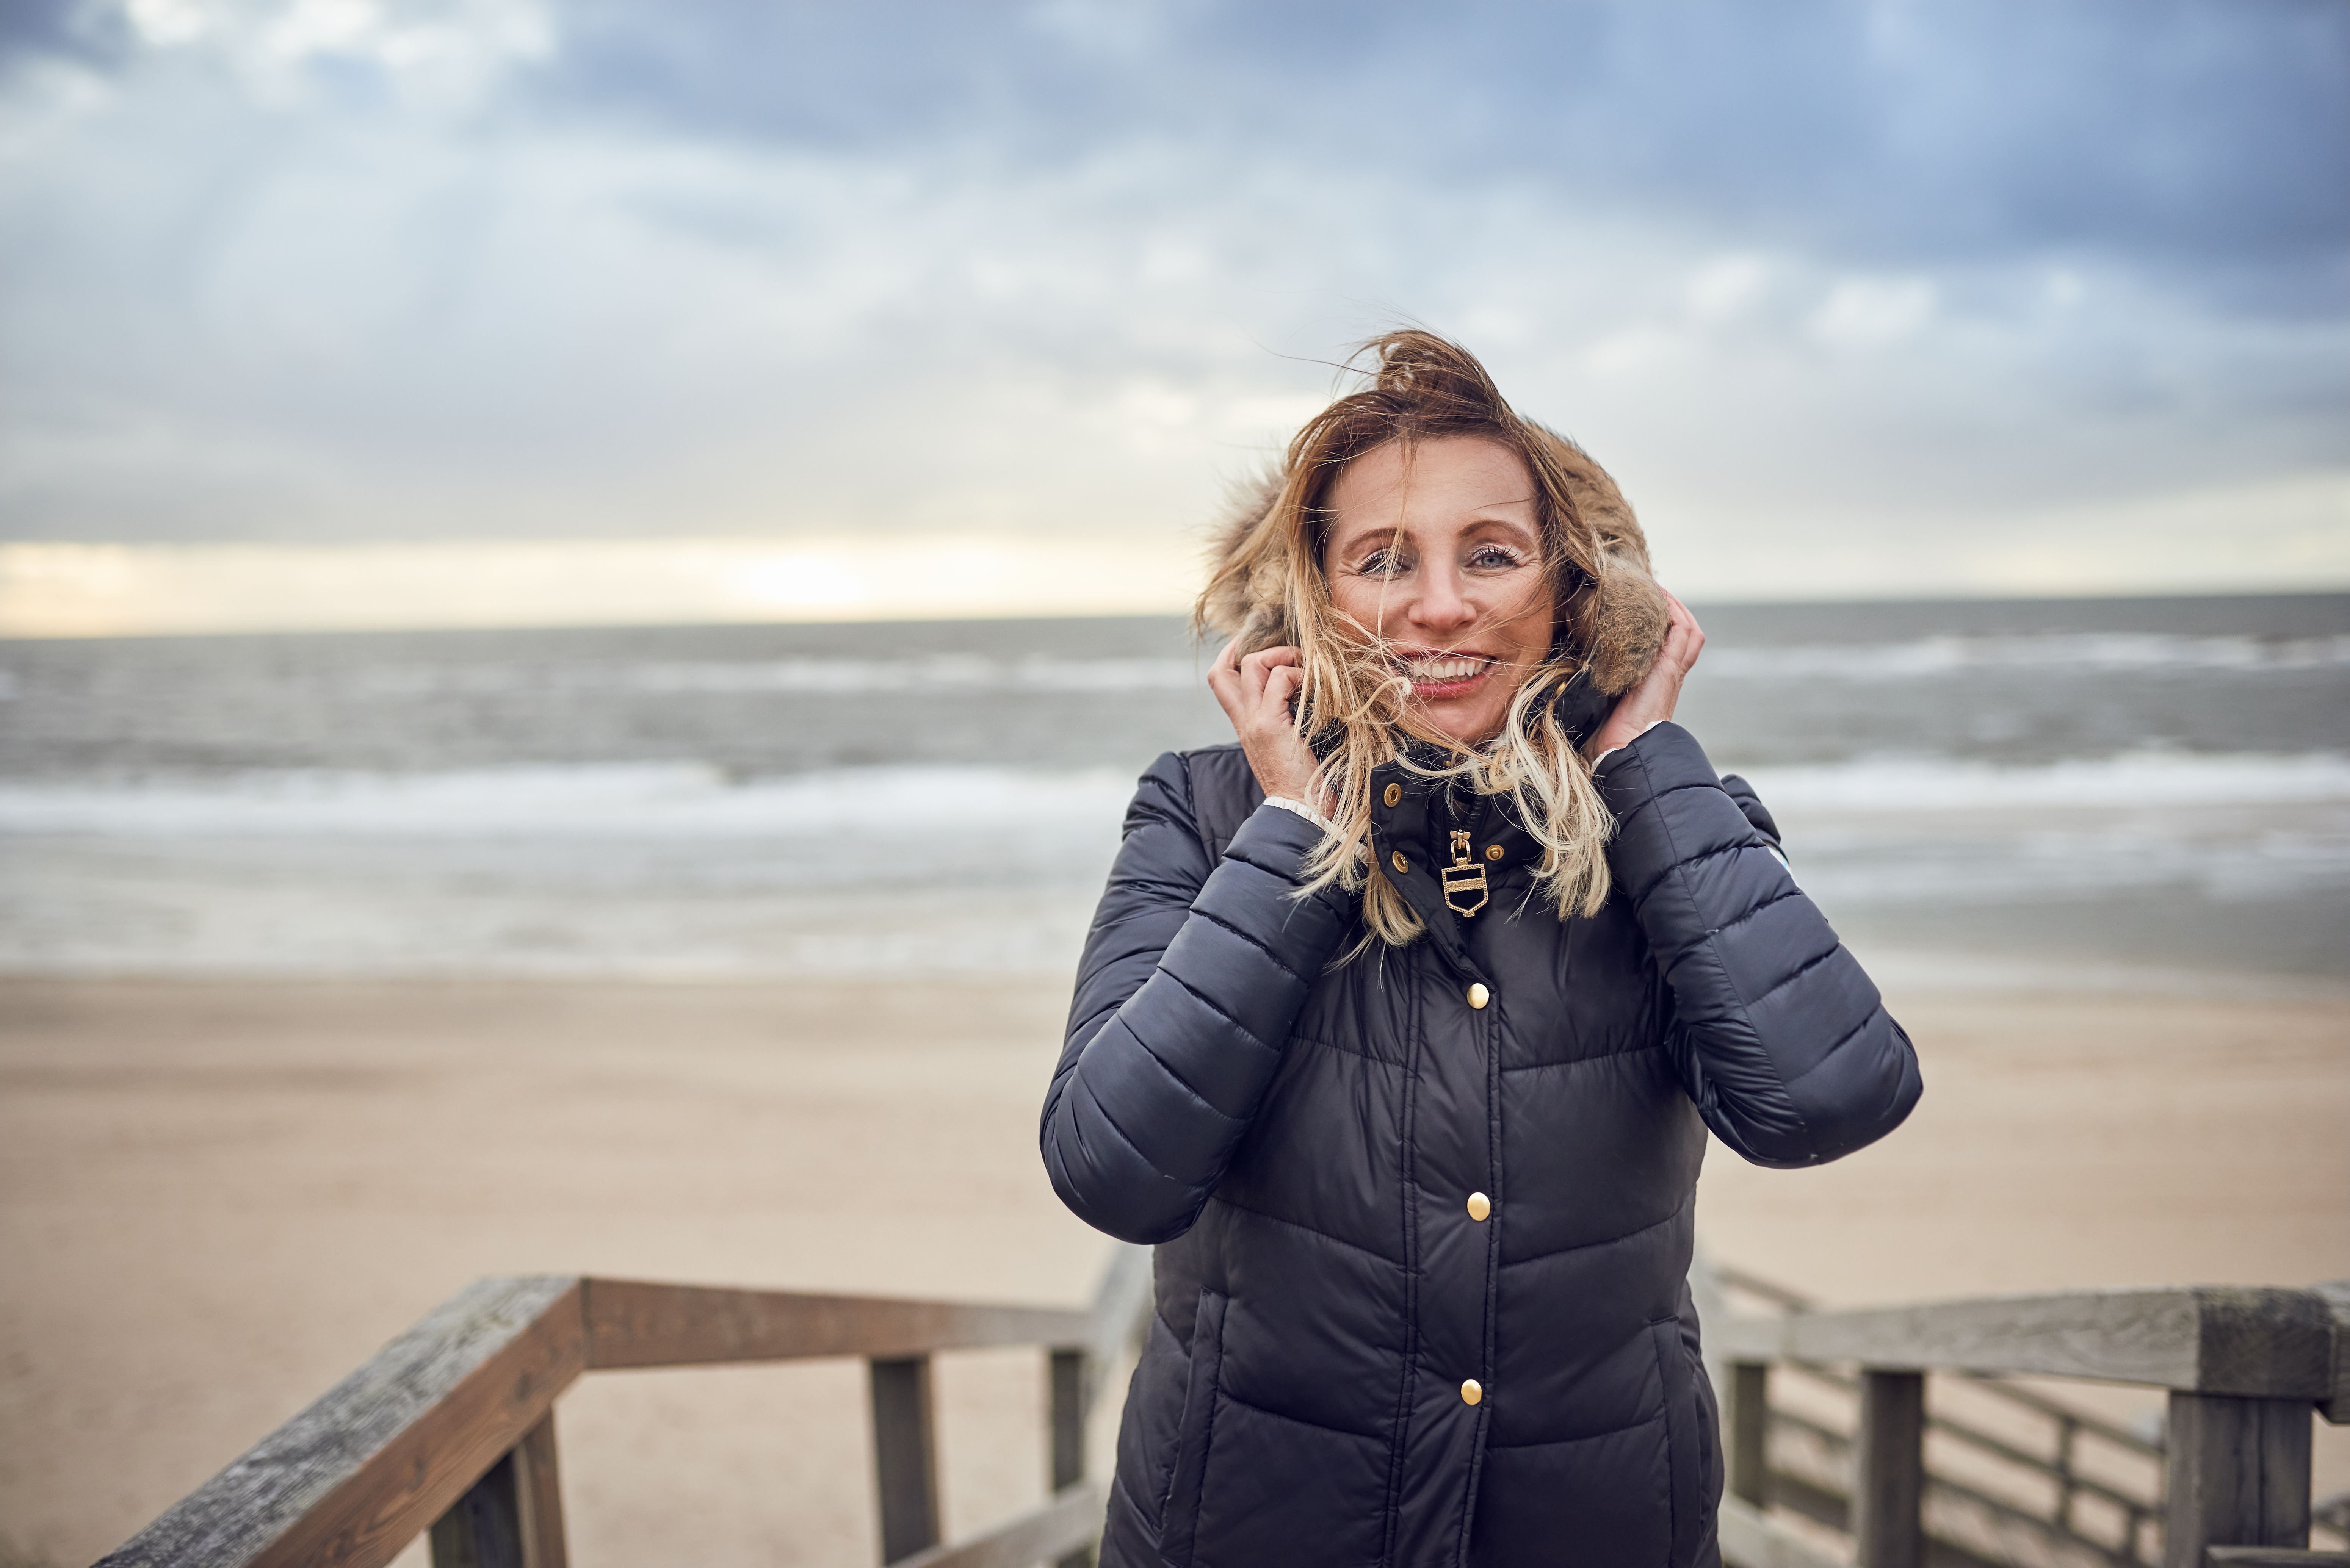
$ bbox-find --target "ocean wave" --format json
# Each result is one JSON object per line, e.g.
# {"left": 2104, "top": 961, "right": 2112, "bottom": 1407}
{"left": 354, "top": 654, "right": 1206, "bottom": 696}
{"left": 1737, "top": 750, "right": 2350, "bottom": 811}
{"left": 1702, "top": 632, "right": 2350, "bottom": 681}
{"left": 3, "top": 751, "right": 2346, "bottom": 840}
{"left": 0, "top": 763, "right": 1139, "bottom": 837}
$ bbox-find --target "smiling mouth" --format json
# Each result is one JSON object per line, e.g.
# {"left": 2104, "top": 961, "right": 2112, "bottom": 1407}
{"left": 1396, "top": 653, "right": 1494, "bottom": 693}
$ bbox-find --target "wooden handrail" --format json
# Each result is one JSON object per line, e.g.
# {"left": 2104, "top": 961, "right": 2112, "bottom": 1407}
{"left": 95, "top": 1256, "right": 1150, "bottom": 1568}
{"left": 1714, "top": 1285, "right": 2338, "bottom": 1398}
{"left": 580, "top": 1278, "right": 1090, "bottom": 1369}
{"left": 1719, "top": 1278, "right": 2350, "bottom": 1568}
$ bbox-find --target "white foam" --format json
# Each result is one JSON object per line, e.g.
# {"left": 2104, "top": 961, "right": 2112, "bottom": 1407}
{"left": 1703, "top": 632, "right": 2350, "bottom": 681}
{"left": 0, "top": 763, "right": 1139, "bottom": 838}
{"left": 1734, "top": 750, "right": 2350, "bottom": 811}
{"left": 5, "top": 751, "right": 2345, "bottom": 842}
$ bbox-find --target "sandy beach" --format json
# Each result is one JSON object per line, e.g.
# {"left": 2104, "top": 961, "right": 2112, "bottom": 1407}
{"left": 3, "top": 973, "right": 2345, "bottom": 1567}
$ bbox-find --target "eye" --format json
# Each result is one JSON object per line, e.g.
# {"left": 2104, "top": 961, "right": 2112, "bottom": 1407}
{"left": 1357, "top": 548, "right": 1408, "bottom": 577}
{"left": 1466, "top": 543, "right": 1525, "bottom": 570}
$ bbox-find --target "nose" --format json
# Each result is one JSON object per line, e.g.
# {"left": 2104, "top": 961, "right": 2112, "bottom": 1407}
{"left": 1409, "top": 559, "right": 1476, "bottom": 637}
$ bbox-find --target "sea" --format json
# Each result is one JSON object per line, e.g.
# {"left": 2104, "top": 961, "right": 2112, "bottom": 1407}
{"left": 2, "top": 593, "right": 2345, "bottom": 991}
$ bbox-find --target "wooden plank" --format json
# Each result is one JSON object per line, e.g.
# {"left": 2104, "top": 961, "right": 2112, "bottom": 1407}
{"left": 1048, "top": 1349, "right": 1089, "bottom": 1568}
{"left": 425, "top": 1416, "right": 562, "bottom": 1568}
{"left": 98, "top": 1276, "right": 586, "bottom": 1568}
{"left": 1728, "top": 1362, "right": 1771, "bottom": 1507}
{"left": 2311, "top": 1279, "right": 2350, "bottom": 1424}
{"left": 1714, "top": 1287, "right": 2334, "bottom": 1397}
{"left": 890, "top": 1484, "right": 1106, "bottom": 1568}
{"left": 512, "top": 1413, "right": 566, "bottom": 1568}
{"left": 872, "top": 1356, "right": 941, "bottom": 1563}
{"left": 428, "top": 1452, "right": 522, "bottom": 1568}
{"left": 1852, "top": 1370, "right": 1925, "bottom": 1568}
{"left": 1085, "top": 1244, "right": 1153, "bottom": 1415}
{"left": 2205, "top": 1552, "right": 2350, "bottom": 1566}
{"left": 582, "top": 1279, "right": 1089, "bottom": 1370}
{"left": 2166, "top": 1393, "right": 2315, "bottom": 1568}
{"left": 1717, "top": 1495, "right": 1852, "bottom": 1568}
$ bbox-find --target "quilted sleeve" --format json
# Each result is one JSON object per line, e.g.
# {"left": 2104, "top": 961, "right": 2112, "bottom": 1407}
{"left": 1598, "top": 724, "right": 1922, "bottom": 1167}
{"left": 1040, "top": 752, "right": 1359, "bottom": 1243}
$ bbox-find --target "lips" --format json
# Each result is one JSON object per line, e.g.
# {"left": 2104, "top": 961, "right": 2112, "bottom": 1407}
{"left": 1396, "top": 652, "right": 1493, "bottom": 693}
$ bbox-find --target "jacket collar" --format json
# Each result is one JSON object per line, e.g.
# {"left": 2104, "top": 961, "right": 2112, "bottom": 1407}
{"left": 1365, "top": 759, "right": 1540, "bottom": 976}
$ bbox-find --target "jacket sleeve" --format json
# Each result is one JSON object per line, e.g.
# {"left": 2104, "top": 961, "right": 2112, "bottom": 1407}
{"left": 1040, "top": 752, "right": 1358, "bottom": 1243}
{"left": 1598, "top": 723, "right": 1922, "bottom": 1167}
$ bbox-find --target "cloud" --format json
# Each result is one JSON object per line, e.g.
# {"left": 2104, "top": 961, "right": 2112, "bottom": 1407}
{"left": 0, "top": 0, "right": 2343, "bottom": 606}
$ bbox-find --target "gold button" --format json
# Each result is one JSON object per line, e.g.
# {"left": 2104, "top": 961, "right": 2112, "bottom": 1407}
{"left": 1461, "top": 1379, "right": 1483, "bottom": 1406}
{"left": 1466, "top": 1192, "right": 1491, "bottom": 1222}
{"left": 1383, "top": 782, "right": 1402, "bottom": 807}
{"left": 1484, "top": 844, "right": 1503, "bottom": 862}
{"left": 1466, "top": 983, "right": 1490, "bottom": 1009}
{"left": 1391, "top": 850, "right": 1410, "bottom": 874}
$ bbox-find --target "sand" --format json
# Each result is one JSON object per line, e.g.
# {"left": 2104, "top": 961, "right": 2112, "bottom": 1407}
{"left": 2, "top": 975, "right": 2345, "bottom": 1567}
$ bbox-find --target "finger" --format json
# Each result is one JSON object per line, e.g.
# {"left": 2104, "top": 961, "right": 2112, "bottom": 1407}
{"left": 1661, "top": 589, "right": 1704, "bottom": 645}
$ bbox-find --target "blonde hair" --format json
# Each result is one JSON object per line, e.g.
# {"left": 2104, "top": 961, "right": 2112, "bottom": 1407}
{"left": 1194, "top": 330, "right": 1668, "bottom": 949}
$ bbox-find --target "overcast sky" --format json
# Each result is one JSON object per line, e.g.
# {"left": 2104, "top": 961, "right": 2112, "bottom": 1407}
{"left": 2, "top": 0, "right": 2345, "bottom": 602}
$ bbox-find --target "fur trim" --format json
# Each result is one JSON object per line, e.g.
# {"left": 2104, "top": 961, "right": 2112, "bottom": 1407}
{"left": 1197, "top": 438, "right": 1668, "bottom": 696}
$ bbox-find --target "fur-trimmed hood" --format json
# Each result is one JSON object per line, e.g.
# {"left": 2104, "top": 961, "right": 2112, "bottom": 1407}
{"left": 1195, "top": 429, "right": 1671, "bottom": 696}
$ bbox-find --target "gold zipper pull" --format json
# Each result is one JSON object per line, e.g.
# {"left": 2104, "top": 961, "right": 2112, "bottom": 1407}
{"left": 1442, "top": 828, "right": 1489, "bottom": 917}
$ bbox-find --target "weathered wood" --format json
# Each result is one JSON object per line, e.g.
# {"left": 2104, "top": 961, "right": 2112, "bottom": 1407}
{"left": 889, "top": 1484, "right": 1106, "bottom": 1568}
{"left": 97, "top": 1276, "right": 586, "bottom": 1568}
{"left": 429, "top": 1451, "right": 522, "bottom": 1568}
{"left": 513, "top": 1413, "right": 566, "bottom": 1568}
{"left": 1770, "top": 1404, "right": 2117, "bottom": 1568}
{"left": 1085, "top": 1244, "right": 1153, "bottom": 1415}
{"left": 1852, "top": 1370, "right": 1925, "bottom": 1568}
{"left": 2206, "top": 1552, "right": 2350, "bottom": 1566}
{"left": 2311, "top": 1279, "right": 2350, "bottom": 1425}
{"left": 1048, "top": 1349, "right": 1091, "bottom": 1568}
{"left": 1714, "top": 1288, "right": 2335, "bottom": 1397}
{"left": 1716, "top": 1494, "right": 1852, "bottom": 1568}
{"left": 2166, "top": 1393, "right": 2314, "bottom": 1568}
{"left": 431, "top": 1415, "right": 564, "bottom": 1568}
{"left": 582, "top": 1279, "right": 1090, "bottom": 1370}
{"left": 872, "top": 1355, "right": 941, "bottom": 1563}
{"left": 1728, "top": 1361, "right": 1771, "bottom": 1507}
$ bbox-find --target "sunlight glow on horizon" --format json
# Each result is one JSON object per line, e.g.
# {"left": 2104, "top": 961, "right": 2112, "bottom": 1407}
{"left": 0, "top": 536, "right": 1205, "bottom": 638}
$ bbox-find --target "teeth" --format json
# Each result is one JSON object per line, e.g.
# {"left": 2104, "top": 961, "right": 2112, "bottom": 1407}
{"left": 1404, "top": 657, "right": 1485, "bottom": 682}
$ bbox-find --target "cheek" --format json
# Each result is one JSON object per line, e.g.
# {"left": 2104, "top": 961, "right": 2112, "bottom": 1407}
{"left": 1323, "top": 571, "right": 1385, "bottom": 627}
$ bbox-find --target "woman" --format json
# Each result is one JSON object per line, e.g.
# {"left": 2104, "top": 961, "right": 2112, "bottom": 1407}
{"left": 1040, "top": 332, "right": 1921, "bottom": 1568}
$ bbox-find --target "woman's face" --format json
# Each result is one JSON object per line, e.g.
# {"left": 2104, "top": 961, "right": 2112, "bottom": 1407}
{"left": 1321, "top": 434, "right": 1557, "bottom": 748}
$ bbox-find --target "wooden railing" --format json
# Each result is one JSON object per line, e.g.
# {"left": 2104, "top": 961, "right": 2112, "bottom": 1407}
{"left": 1712, "top": 1275, "right": 2350, "bottom": 1568}
{"left": 94, "top": 1247, "right": 1154, "bottom": 1568}
{"left": 88, "top": 1250, "right": 2350, "bottom": 1568}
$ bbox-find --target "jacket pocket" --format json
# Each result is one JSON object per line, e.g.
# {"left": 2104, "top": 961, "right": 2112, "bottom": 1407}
{"left": 1158, "top": 1288, "right": 1228, "bottom": 1568}
{"left": 1651, "top": 1317, "right": 1704, "bottom": 1568}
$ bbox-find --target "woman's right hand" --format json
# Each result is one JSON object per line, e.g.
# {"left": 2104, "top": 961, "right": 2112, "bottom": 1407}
{"left": 1208, "top": 638, "right": 1333, "bottom": 813}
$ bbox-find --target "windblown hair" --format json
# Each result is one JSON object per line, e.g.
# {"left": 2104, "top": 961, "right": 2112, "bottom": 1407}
{"left": 1194, "top": 330, "right": 1670, "bottom": 948}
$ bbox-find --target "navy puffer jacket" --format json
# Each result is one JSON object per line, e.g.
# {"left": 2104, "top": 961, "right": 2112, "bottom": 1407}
{"left": 1040, "top": 723, "right": 1921, "bottom": 1568}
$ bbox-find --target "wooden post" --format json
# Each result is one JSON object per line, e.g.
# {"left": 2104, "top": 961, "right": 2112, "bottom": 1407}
{"left": 513, "top": 1413, "right": 568, "bottom": 1568}
{"left": 2054, "top": 1413, "right": 2079, "bottom": 1531}
{"left": 429, "top": 1452, "right": 522, "bottom": 1568}
{"left": 2163, "top": 1392, "right": 2312, "bottom": 1568}
{"left": 1050, "top": 1347, "right": 1093, "bottom": 1568}
{"left": 1852, "top": 1369, "right": 1926, "bottom": 1568}
{"left": 429, "top": 1413, "right": 568, "bottom": 1568}
{"left": 1727, "top": 1361, "right": 1770, "bottom": 1508}
{"left": 871, "top": 1355, "right": 942, "bottom": 1564}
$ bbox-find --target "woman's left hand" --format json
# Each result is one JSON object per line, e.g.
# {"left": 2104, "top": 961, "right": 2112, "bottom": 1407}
{"left": 1585, "top": 591, "right": 1704, "bottom": 758}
